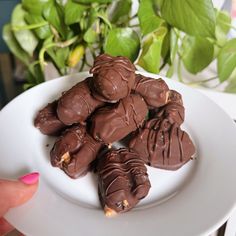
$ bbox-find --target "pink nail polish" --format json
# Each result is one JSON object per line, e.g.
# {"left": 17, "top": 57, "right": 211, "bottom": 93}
{"left": 19, "top": 172, "right": 39, "bottom": 185}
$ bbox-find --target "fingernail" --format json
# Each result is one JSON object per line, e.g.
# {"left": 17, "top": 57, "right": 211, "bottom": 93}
{"left": 19, "top": 172, "right": 39, "bottom": 185}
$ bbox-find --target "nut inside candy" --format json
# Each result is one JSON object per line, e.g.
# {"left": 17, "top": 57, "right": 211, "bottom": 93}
{"left": 104, "top": 205, "right": 117, "bottom": 217}
{"left": 58, "top": 152, "right": 71, "bottom": 165}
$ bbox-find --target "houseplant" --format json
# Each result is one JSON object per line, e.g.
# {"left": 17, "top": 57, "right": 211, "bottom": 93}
{"left": 2, "top": 0, "right": 236, "bottom": 92}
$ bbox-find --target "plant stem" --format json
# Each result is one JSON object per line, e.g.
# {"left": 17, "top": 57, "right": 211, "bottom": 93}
{"left": 186, "top": 76, "right": 218, "bottom": 86}
{"left": 39, "top": 36, "right": 78, "bottom": 71}
{"left": 177, "top": 58, "right": 183, "bottom": 83}
{"left": 130, "top": 24, "right": 140, "bottom": 28}
{"left": 12, "top": 22, "right": 48, "bottom": 31}
{"left": 219, "top": 21, "right": 236, "bottom": 31}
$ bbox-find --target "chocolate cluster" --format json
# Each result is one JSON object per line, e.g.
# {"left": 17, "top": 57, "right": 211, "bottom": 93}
{"left": 34, "top": 53, "right": 195, "bottom": 216}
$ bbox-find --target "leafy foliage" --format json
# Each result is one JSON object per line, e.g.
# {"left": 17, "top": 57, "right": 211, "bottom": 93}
{"left": 2, "top": 0, "right": 236, "bottom": 93}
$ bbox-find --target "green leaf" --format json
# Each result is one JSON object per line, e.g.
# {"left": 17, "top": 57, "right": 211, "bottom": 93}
{"left": 161, "top": 30, "right": 170, "bottom": 61}
{"left": 215, "top": 10, "right": 231, "bottom": 46}
{"left": 138, "top": 0, "right": 163, "bottom": 35}
{"left": 2, "top": 24, "right": 30, "bottom": 65}
{"left": 181, "top": 36, "right": 214, "bottom": 74}
{"left": 225, "top": 73, "right": 236, "bottom": 93}
{"left": 65, "top": 0, "right": 88, "bottom": 25}
{"left": 73, "top": 0, "right": 112, "bottom": 3}
{"left": 25, "top": 13, "right": 51, "bottom": 39}
{"left": 11, "top": 4, "right": 38, "bottom": 56}
{"left": 43, "top": 1, "right": 68, "bottom": 39}
{"left": 217, "top": 39, "right": 236, "bottom": 82}
{"left": 138, "top": 27, "right": 167, "bottom": 73}
{"left": 22, "top": 0, "right": 50, "bottom": 14}
{"left": 160, "top": 0, "right": 216, "bottom": 38}
{"left": 110, "top": 0, "right": 132, "bottom": 25}
{"left": 84, "top": 27, "right": 98, "bottom": 43}
{"left": 104, "top": 27, "right": 140, "bottom": 62}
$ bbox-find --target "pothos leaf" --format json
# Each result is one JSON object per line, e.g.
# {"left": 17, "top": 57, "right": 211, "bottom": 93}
{"left": 43, "top": 1, "right": 68, "bottom": 39}
{"left": 65, "top": 0, "right": 88, "bottom": 25}
{"left": 24, "top": 13, "right": 51, "bottom": 39}
{"left": 217, "top": 38, "right": 236, "bottom": 82}
{"left": 104, "top": 27, "right": 140, "bottom": 62}
{"left": 181, "top": 36, "right": 214, "bottom": 74}
{"left": 215, "top": 10, "right": 231, "bottom": 46}
{"left": 138, "top": 0, "right": 163, "bottom": 36}
{"left": 138, "top": 26, "right": 167, "bottom": 73}
{"left": 2, "top": 24, "right": 30, "bottom": 65}
{"left": 110, "top": 0, "right": 132, "bottom": 25}
{"left": 160, "top": 0, "right": 216, "bottom": 38}
{"left": 11, "top": 4, "right": 38, "bottom": 56}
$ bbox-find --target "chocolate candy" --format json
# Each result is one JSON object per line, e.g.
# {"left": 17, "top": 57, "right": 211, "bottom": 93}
{"left": 97, "top": 148, "right": 151, "bottom": 216}
{"left": 167, "top": 90, "right": 183, "bottom": 105}
{"left": 91, "top": 94, "right": 148, "bottom": 144}
{"left": 133, "top": 74, "right": 169, "bottom": 108}
{"left": 90, "top": 54, "right": 136, "bottom": 102}
{"left": 57, "top": 78, "right": 104, "bottom": 125}
{"left": 129, "top": 119, "right": 195, "bottom": 170}
{"left": 34, "top": 101, "right": 66, "bottom": 135}
{"left": 50, "top": 125, "right": 102, "bottom": 178}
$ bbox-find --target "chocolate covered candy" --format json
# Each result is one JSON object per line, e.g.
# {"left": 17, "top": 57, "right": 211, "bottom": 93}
{"left": 97, "top": 148, "right": 151, "bottom": 216}
{"left": 57, "top": 78, "right": 104, "bottom": 125}
{"left": 154, "top": 90, "right": 185, "bottom": 126}
{"left": 34, "top": 101, "right": 66, "bottom": 135}
{"left": 129, "top": 119, "right": 195, "bottom": 170}
{"left": 50, "top": 125, "right": 102, "bottom": 178}
{"left": 133, "top": 74, "right": 169, "bottom": 108}
{"left": 90, "top": 54, "right": 136, "bottom": 102}
{"left": 91, "top": 94, "right": 148, "bottom": 144}
{"left": 167, "top": 90, "right": 183, "bottom": 105}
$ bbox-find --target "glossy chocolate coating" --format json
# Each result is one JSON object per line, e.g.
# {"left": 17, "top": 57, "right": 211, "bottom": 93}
{"left": 91, "top": 94, "right": 148, "bottom": 144}
{"left": 129, "top": 119, "right": 195, "bottom": 170}
{"left": 50, "top": 125, "right": 102, "bottom": 178}
{"left": 97, "top": 148, "right": 151, "bottom": 214}
{"left": 133, "top": 74, "right": 169, "bottom": 108}
{"left": 34, "top": 101, "right": 66, "bottom": 135}
{"left": 57, "top": 78, "right": 104, "bottom": 125}
{"left": 90, "top": 54, "right": 136, "bottom": 102}
{"left": 167, "top": 90, "right": 183, "bottom": 105}
{"left": 149, "top": 89, "right": 184, "bottom": 125}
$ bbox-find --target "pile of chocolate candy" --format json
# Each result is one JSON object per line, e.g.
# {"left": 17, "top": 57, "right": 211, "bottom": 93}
{"left": 34, "top": 54, "right": 195, "bottom": 217}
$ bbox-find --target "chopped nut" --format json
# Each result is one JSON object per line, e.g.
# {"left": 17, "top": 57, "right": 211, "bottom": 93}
{"left": 104, "top": 205, "right": 117, "bottom": 217}
{"left": 58, "top": 152, "right": 71, "bottom": 165}
{"left": 122, "top": 200, "right": 129, "bottom": 208}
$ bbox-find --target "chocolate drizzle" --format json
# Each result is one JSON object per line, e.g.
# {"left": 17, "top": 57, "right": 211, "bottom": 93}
{"left": 129, "top": 118, "right": 195, "bottom": 170}
{"left": 97, "top": 148, "right": 151, "bottom": 214}
{"left": 90, "top": 94, "right": 148, "bottom": 144}
{"left": 90, "top": 54, "right": 136, "bottom": 102}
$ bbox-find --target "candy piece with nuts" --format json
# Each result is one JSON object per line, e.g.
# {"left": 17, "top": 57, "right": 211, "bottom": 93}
{"left": 97, "top": 148, "right": 151, "bottom": 216}
{"left": 34, "top": 101, "right": 66, "bottom": 136}
{"left": 133, "top": 74, "right": 169, "bottom": 108}
{"left": 90, "top": 54, "right": 136, "bottom": 102}
{"left": 50, "top": 125, "right": 102, "bottom": 178}
{"left": 90, "top": 94, "right": 148, "bottom": 144}
{"left": 57, "top": 78, "right": 105, "bottom": 125}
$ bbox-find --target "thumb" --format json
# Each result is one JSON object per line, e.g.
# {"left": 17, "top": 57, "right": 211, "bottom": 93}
{"left": 0, "top": 172, "right": 39, "bottom": 216}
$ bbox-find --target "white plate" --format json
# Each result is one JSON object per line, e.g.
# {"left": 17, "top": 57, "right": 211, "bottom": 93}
{"left": 1, "top": 72, "right": 236, "bottom": 236}
{"left": 225, "top": 208, "right": 236, "bottom": 236}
